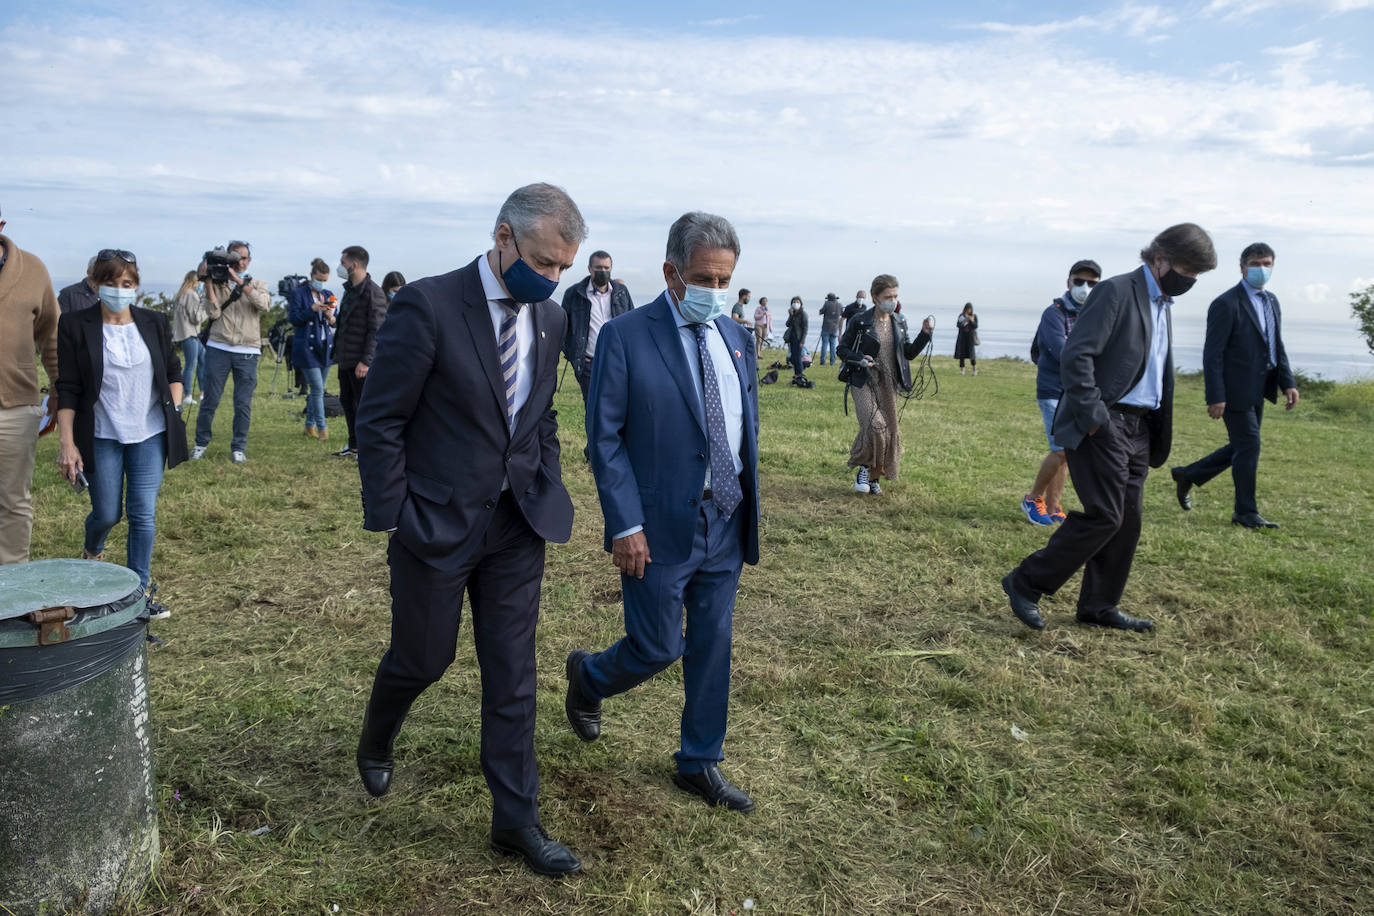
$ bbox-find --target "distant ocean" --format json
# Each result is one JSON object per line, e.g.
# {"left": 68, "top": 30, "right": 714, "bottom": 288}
{"left": 103, "top": 281, "right": 1374, "bottom": 383}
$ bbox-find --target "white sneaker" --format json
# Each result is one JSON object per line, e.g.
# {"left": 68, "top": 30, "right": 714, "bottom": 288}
{"left": 182, "top": 396, "right": 196, "bottom": 405}
{"left": 146, "top": 600, "right": 171, "bottom": 620}
{"left": 854, "top": 467, "right": 870, "bottom": 493}
{"left": 190, "top": 445, "right": 207, "bottom": 460}
{"left": 231, "top": 450, "right": 247, "bottom": 464}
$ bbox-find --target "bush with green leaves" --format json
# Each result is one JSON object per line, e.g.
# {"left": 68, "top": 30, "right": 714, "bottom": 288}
{"left": 1353, "top": 282, "right": 1374, "bottom": 357}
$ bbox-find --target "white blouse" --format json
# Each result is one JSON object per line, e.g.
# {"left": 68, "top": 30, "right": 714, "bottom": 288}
{"left": 93, "top": 322, "right": 165, "bottom": 444}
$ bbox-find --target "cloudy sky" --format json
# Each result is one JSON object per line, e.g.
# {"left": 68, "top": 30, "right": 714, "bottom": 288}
{"left": 2, "top": 0, "right": 1372, "bottom": 370}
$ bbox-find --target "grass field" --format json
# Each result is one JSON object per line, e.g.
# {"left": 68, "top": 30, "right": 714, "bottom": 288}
{"left": 24, "top": 350, "right": 1374, "bottom": 915}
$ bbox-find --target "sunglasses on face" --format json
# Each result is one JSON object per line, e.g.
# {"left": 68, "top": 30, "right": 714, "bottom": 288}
{"left": 97, "top": 249, "right": 137, "bottom": 264}
{"left": 1071, "top": 278, "right": 1098, "bottom": 288}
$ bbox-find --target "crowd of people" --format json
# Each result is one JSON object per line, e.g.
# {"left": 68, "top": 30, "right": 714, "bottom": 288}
{"left": 0, "top": 188, "right": 1300, "bottom": 877}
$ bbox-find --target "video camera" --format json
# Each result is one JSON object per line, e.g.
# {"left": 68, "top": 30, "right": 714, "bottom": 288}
{"left": 201, "top": 247, "right": 244, "bottom": 284}
{"left": 278, "top": 275, "right": 307, "bottom": 297}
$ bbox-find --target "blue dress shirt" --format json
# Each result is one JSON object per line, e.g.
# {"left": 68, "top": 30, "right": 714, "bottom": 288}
{"left": 1117, "top": 265, "right": 1172, "bottom": 410}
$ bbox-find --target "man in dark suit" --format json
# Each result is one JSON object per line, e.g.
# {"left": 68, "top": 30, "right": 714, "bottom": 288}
{"left": 332, "top": 245, "right": 388, "bottom": 458}
{"left": 353, "top": 183, "right": 583, "bottom": 876}
{"left": 1171, "top": 243, "right": 1298, "bottom": 529}
{"left": 1002, "top": 224, "right": 1217, "bottom": 632}
{"left": 559, "top": 249, "right": 633, "bottom": 403}
{"left": 565, "top": 212, "right": 762, "bottom": 813}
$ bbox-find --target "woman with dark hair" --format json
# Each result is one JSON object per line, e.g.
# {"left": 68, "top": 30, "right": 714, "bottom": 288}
{"left": 287, "top": 257, "right": 337, "bottom": 439}
{"left": 954, "top": 302, "right": 978, "bottom": 375}
{"left": 55, "top": 249, "right": 187, "bottom": 616}
{"left": 784, "top": 296, "right": 809, "bottom": 384}
{"left": 837, "top": 274, "right": 933, "bottom": 494}
{"left": 381, "top": 271, "right": 406, "bottom": 302}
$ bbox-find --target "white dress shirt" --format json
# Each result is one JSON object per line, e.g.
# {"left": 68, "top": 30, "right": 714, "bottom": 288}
{"left": 586, "top": 279, "right": 612, "bottom": 358}
{"left": 477, "top": 251, "right": 536, "bottom": 432}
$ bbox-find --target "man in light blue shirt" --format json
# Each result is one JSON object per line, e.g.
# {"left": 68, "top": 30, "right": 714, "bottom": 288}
{"left": 1002, "top": 224, "right": 1217, "bottom": 633}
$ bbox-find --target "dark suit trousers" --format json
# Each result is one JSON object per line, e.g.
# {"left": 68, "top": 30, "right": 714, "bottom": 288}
{"left": 369, "top": 491, "right": 546, "bottom": 829}
{"left": 338, "top": 367, "right": 364, "bottom": 450}
{"left": 1178, "top": 403, "right": 1264, "bottom": 515}
{"left": 574, "top": 355, "right": 593, "bottom": 403}
{"left": 579, "top": 501, "right": 746, "bottom": 774}
{"left": 1015, "top": 410, "right": 1150, "bottom": 616}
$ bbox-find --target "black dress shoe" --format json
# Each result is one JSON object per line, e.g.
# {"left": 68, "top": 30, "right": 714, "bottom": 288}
{"left": 491, "top": 824, "right": 581, "bottom": 877}
{"left": 565, "top": 649, "right": 601, "bottom": 742}
{"left": 1170, "top": 467, "right": 1193, "bottom": 511}
{"left": 356, "top": 685, "right": 417, "bottom": 798}
{"left": 672, "top": 765, "right": 755, "bottom": 812}
{"left": 1233, "top": 512, "right": 1279, "bottom": 529}
{"left": 1001, "top": 573, "right": 1045, "bottom": 630}
{"left": 1076, "top": 607, "right": 1154, "bottom": 632}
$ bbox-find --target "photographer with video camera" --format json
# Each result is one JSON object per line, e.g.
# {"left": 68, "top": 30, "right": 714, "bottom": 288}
{"left": 192, "top": 240, "right": 270, "bottom": 464}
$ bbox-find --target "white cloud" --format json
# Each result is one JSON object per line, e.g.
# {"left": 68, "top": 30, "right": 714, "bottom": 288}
{"left": 1305, "top": 282, "right": 1331, "bottom": 303}
{"left": 1206, "top": 0, "right": 1374, "bottom": 19}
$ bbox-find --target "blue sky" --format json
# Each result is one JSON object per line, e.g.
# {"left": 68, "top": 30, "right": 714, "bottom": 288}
{"left": 2, "top": 0, "right": 1372, "bottom": 369}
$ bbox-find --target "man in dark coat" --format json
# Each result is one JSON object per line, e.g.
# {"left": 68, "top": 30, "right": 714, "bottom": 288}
{"left": 1002, "top": 224, "right": 1217, "bottom": 633}
{"left": 353, "top": 183, "right": 584, "bottom": 876}
{"left": 817, "top": 293, "right": 842, "bottom": 365}
{"left": 560, "top": 249, "right": 633, "bottom": 402}
{"left": 57, "top": 256, "right": 99, "bottom": 314}
{"left": 1171, "top": 243, "right": 1298, "bottom": 528}
{"left": 332, "top": 245, "right": 388, "bottom": 457}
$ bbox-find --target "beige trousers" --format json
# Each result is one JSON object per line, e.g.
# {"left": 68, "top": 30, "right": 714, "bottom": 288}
{"left": 0, "top": 403, "right": 42, "bottom": 564}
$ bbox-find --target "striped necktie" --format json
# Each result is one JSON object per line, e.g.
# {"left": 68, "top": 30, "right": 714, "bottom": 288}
{"left": 498, "top": 299, "right": 519, "bottom": 429}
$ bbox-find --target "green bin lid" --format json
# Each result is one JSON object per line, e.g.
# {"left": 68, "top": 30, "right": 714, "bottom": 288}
{"left": 0, "top": 559, "right": 142, "bottom": 621}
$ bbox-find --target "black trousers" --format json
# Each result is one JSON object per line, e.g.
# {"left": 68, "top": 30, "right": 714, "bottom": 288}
{"left": 1014, "top": 409, "right": 1150, "bottom": 616}
{"left": 789, "top": 340, "right": 804, "bottom": 377}
{"left": 574, "top": 355, "right": 593, "bottom": 403}
{"left": 338, "top": 367, "right": 364, "bottom": 450}
{"left": 367, "top": 492, "right": 546, "bottom": 829}
{"left": 1177, "top": 403, "right": 1264, "bottom": 515}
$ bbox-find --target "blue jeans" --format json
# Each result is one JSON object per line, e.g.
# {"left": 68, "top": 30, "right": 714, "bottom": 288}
{"left": 196, "top": 346, "right": 259, "bottom": 452}
{"left": 1038, "top": 397, "right": 1063, "bottom": 452}
{"left": 179, "top": 337, "right": 206, "bottom": 398}
{"left": 85, "top": 434, "right": 165, "bottom": 588}
{"left": 819, "top": 331, "right": 837, "bottom": 365}
{"left": 302, "top": 366, "right": 328, "bottom": 430}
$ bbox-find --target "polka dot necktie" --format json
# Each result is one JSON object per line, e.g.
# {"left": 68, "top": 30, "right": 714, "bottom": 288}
{"left": 1259, "top": 291, "right": 1278, "bottom": 370}
{"left": 692, "top": 323, "right": 742, "bottom": 519}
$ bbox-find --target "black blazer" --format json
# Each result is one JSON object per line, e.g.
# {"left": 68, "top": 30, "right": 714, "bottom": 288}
{"left": 836, "top": 307, "right": 932, "bottom": 393}
{"left": 55, "top": 305, "right": 188, "bottom": 475}
{"left": 1054, "top": 266, "right": 1174, "bottom": 466}
{"left": 560, "top": 276, "right": 634, "bottom": 369}
{"left": 1202, "top": 283, "right": 1295, "bottom": 410}
{"left": 356, "top": 256, "right": 574, "bottom": 574}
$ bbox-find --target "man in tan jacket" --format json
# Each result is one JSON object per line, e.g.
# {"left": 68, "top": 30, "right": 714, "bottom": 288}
{"left": 192, "top": 240, "right": 270, "bottom": 464}
{"left": 0, "top": 206, "right": 60, "bottom": 563}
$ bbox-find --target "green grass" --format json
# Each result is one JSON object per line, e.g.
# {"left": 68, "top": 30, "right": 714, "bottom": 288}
{"left": 25, "top": 353, "right": 1374, "bottom": 915}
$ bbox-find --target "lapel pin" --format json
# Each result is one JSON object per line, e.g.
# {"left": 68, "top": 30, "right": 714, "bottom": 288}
{"left": 734, "top": 349, "right": 741, "bottom": 358}
{"left": 540, "top": 330, "right": 546, "bottom": 339}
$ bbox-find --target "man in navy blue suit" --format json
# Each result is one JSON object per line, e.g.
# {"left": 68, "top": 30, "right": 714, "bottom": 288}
{"left": 353, "top": 183, "right": 584, "bottom": 876}
{"left": 1172, "top": 242, "right": 1299, "bottom": 528}
{"left": 565, "top": 212, "right": 762, "bottom": 813}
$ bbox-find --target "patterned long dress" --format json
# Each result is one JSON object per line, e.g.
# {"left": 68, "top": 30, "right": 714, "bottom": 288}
{"left": 847, "top": 317, "right": 903, "bottom": 480}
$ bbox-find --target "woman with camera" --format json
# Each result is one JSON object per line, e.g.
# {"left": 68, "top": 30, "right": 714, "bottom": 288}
{"left": 55, "top": 249, "right": 188, "bottom": 617}
{"left": 287, "top": 258, "right": 337, "bottom": 439}
{"left": 837, "top": 274, "right": 933, "bottom": 494}
{"left": 954, "top": 302, "right": 979, "bottom": 375}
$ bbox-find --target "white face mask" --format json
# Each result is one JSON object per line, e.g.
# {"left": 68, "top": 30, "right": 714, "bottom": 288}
{"left": 876, "top": 299, "right": 897, "bottom": 314}
{"left": 1069, "top": 282, "right": 1091, "bottom": 305}
{"left": 336, "top": 263, "right": 350, "bottom": 280}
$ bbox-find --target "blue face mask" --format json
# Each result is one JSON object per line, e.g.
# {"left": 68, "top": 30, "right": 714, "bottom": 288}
{"left": 499, "top": 231, "right": 559, "bottom": 303}
{"left": 387, "top": 290, "right": 396, "bottom": 302}
{"left": 672, "top": 267, "right": 730, "bottom": 323}
{"left": 98, "top": 285, "right": 137, "bottom": 312}
{"left": 310, "top": 279, "right": 325, "bottom": 292}
{"left": 195, "top": 283, "right": 204, "bottom": 296}
{"left": 1246, "top": 265, "right": 1272, "bottom": 288}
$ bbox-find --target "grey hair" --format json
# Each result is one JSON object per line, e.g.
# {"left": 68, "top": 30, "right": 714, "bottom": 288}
{"left": 87, "top": 255, "right": 97, "bottom": 271}
{"left": 665, "top": 212, "right": 740, "bottom": 272}
{"left": 493, "top": 183, "right": 588, "bottom": 246}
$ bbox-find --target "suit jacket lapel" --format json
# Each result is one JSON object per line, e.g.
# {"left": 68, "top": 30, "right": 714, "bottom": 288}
{"left": 1234, "top": 283, "right": 1265, "bottom": 342}
{"left": 647, "top": 295, "right": 706, "bottom": 434}
{"left": 459, "top": 263, "right": 509, "bottom": 431}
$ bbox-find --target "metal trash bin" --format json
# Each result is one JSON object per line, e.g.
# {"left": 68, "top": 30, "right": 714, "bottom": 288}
{"left": 0, "top": 559, "right": 159, "bottom": 915}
